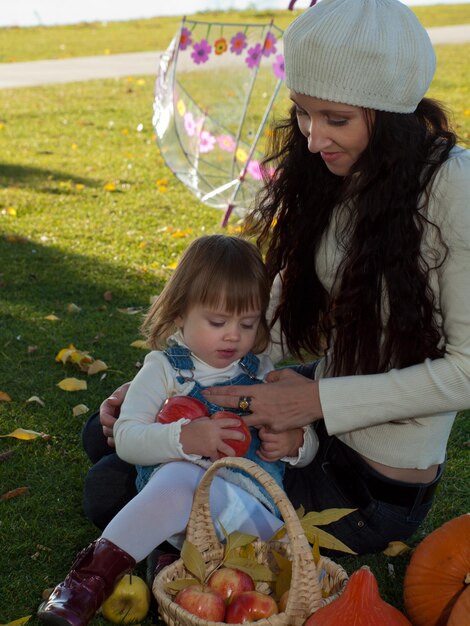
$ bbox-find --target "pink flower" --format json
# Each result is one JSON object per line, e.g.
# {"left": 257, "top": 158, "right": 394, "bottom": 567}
{"left": 217, "top": 134, "right": 235, "bottom": 152}
{"left": 262, "top": 32, "right": 278, "bottom": 57}
{"left": 199, "top": 130, "right": 216, "bottom": 153}
{"left": 247, "top": 159, "right": 263, "bottom": 180}
{"left": 191, "top": 39, "right": 212, "bottom": 64}
{"left": 245, "top": 43, "right": 262, "bottom": 69}
{"left": 272, "top": 54, "right": 285, "bottom": 80}
{"left": 184, "top": 112, "right": 197, "bottom": 136}
{"left": 230, "top": 32, "right": 248, "bottom": 55}
{"left": 179, "top": 27, "right": 192, "bottom": 51}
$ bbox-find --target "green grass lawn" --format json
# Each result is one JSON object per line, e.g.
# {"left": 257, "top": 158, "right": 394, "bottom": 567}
{"left": 0, "top": 4, "right": 469, "bottom": 62}
{"left": 0, "top": 6, "right": 469, "bottom": 626}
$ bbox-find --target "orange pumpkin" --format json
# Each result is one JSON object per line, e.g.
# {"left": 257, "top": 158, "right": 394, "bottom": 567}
{"left": 304, "top": 566, "right": 411, "bottom": 625}
{"left": 447, "top": 585, "right": 470, "bottom": 626}
{"left": 403, "top": 513, "right": 470, "bottom": 626}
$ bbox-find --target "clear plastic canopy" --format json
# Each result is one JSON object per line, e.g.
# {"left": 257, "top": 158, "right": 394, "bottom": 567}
{"left": 153, "top": 18, "right": 285, "bottom": 225}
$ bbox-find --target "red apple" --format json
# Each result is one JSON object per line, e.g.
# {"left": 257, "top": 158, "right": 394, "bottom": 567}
{"left": 225, "top": 590, "right": 279, "bottom": 623}
{"left": 208, "top": 567, "right": 255, "bottom": 604}
{"left": 175, "top": 584, "right": 226, "bottom": 622}
{"left": 157, "top": 396, "right": 208, "bottom": 424}
{"left": 211, "top": 411, "right": 252, "bottom": 458}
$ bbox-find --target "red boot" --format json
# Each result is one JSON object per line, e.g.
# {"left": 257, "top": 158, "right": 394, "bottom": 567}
{"left": 37, "top": 538, "right": 136, "bottom": 626}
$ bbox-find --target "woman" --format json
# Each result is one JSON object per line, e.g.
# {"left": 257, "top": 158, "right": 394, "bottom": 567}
{"left": 84, "top": 0, "right": 470, "bottom": 554}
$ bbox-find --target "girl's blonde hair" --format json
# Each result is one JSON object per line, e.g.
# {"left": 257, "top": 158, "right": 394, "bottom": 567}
{"left": 141, "top": 235, "right": 271, "bottom": 353}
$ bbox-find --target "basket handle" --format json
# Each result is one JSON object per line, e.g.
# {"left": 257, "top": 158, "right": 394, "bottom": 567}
{"left": 185, "top": 457, "right": 322, "bottom": 615}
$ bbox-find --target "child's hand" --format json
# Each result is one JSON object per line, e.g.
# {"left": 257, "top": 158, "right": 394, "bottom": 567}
{"left": 257, "top": 426, "right": 304, "bottom": 462}
{"left": 180, "top": 415, "right": 247, "bottom": 461}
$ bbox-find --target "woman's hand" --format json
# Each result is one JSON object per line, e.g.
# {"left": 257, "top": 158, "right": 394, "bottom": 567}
{"left": 180, "top": 415, "right": 247, "bottom": 461}
{"left": 203, "top": 368, "right": 323, "bottom": 432}
{"left": 99, "top": 382, "right": 131, "bottom": 447}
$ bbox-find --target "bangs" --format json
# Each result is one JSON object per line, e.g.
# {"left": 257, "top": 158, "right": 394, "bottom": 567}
{"left": 188, "top": 268, "right": 267, "bottom": 315}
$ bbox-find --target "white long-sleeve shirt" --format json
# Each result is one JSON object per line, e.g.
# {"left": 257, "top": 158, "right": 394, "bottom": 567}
{"left": 267, "top": 145, "right": 470, "bottom": 469}
{"left": 114, "top": 334, "right": 318, "bottom": 468}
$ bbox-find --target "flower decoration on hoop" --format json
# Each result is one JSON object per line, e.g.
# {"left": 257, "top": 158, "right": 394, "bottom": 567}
{"left": 154, "top": 18, "right": 285, "bottom": 226}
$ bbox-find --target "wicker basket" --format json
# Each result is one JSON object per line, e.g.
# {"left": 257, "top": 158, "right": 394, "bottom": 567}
{"left": 153, "top": 457, "right": 348, "bottom": 626}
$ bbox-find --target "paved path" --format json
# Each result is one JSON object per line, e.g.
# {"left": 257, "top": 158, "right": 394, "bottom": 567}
{"left": 1, "top": 23, "right": 469, "bottom": 89}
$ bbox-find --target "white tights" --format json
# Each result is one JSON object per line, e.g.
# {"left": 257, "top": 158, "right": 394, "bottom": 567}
{"left": 101, "top": 461, "right": 283, "bottom": 562}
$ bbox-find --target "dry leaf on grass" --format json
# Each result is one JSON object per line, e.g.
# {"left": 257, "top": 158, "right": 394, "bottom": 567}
{"left": 26, "top": 396, "right": 45, "bottom": 406}
{"left": 118, "top": 307, "right": 143, "bottom": 315}
{"left": 87, "top": 360, "right": 107, "bottom": 375}
{"left": 73, "top": 404, "right": 89, "bottom": 417}
{"left": 382, "top": 541, "right": 411, "bottom": 557}
{"left": 57, "top": 377, "right": 87, "bottom": 392}
{"left": 0, "top": 390, "right": 12, "bottom": 401}
{"left": 0, "top": 428, "right": 50, "bottom": 441}
{"left": 1, "top": 487, "right": 29, "bottom": 501}
{"left": 130, "top": 340, "right": 148, "bottom": 349}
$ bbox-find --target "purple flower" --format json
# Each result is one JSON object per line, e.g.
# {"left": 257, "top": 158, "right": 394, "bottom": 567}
{"left": 245, "top": 43, "right": 262, "bottom": 69}
{"left": 191, "top": 39, "right": 212, "bottom": 65}
{"left": 272, "top": 54, "right": 285, "bottom": 80}
{"left": 262, "top": 32, "right": 277, "bottom": 57}
{"left": 179, "top": 27, "right": 192, "bottom": 51}
{"left": 199, "top": 130, "right": 216, "bottom": 153}
{"left": 230, "top": 32, "right": 248, "bottom": 55}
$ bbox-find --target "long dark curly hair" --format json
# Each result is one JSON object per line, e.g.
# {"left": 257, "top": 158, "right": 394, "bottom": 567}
{"left": 245, "top": 98, "right": 457, "bottom": 376}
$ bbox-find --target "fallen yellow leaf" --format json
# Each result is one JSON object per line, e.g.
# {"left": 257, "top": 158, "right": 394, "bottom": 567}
{"left": 0, "top": 428, "right": 48, "bottom": 440}
{"left": 26, "top": 396, "right": 45, "bottom": 407}
{"left": 87, "top": 360, "right": 107, "bottom": 376}
{"left": 2, "top": 207, "right": 17, "bottom": 217}
{"left": 171, "top": 228, "right": 192, "bottom": 238}
{"left": 0, "top": 391, "right": 12, "bottom": 401}
{"left": 55, "top": 345, "right": 77, "bottom": 363}
{"left": 72, "top": 404, "right": 89, "bottom": 417}
{"left": 383, "top": 541, "right": 411, "bottom": 557}
{"left": 130, "top": 340, "right": 149, "bottom": 349}
{"left": 55, "top": 345, "right": 94, "bottom": 371}
{"left": 44, "top": 314, "right": 60, "bottom": 321}
{"left": 67, "top": 303, "right": 81, "bottom": 314}
{"left": 57, "top": 378, "right": 87, "bottom": 392}
{"left": 118, "top": 307, "right": 143, "bottom": 315}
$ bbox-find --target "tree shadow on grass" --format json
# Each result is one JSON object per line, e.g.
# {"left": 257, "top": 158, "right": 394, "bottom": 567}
{"left": 0, "top": 233, "right": 165, "bottom": 401}
{"left": 0, "top": 161, "right": 101, "bottom": 191}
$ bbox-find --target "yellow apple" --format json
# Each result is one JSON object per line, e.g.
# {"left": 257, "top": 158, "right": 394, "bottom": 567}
{"left": 101, "top": 574, "right": 151, "bottom": 624}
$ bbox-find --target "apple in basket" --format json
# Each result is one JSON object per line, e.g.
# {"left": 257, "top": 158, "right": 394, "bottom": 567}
{"left": 225, "top": 590, "right": 279, "bottom": 623}
{"left": 208, "top": 567, "right": 255, "bottom": 604}
{"left": 211, "top": 411, "right": 252, "bottom": 458}
{"left": 175, "top": 584, "right": 226, "bottom": 622}
{"left": 157, "top": 396, "right": 208, "bottom": 424}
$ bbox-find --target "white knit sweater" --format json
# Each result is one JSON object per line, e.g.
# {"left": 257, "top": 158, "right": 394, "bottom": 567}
{"left": 267, "top": 145, "right": 470, "bottom": 469}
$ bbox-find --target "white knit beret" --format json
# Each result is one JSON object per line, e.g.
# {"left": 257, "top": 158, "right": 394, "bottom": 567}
{"left": 283, "top": 0, "right": 436, "bottom": 113}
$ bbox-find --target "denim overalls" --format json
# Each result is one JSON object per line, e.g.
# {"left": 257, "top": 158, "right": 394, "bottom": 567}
{"left": 135, "top": 345, "right": 285, "bottom": 517}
